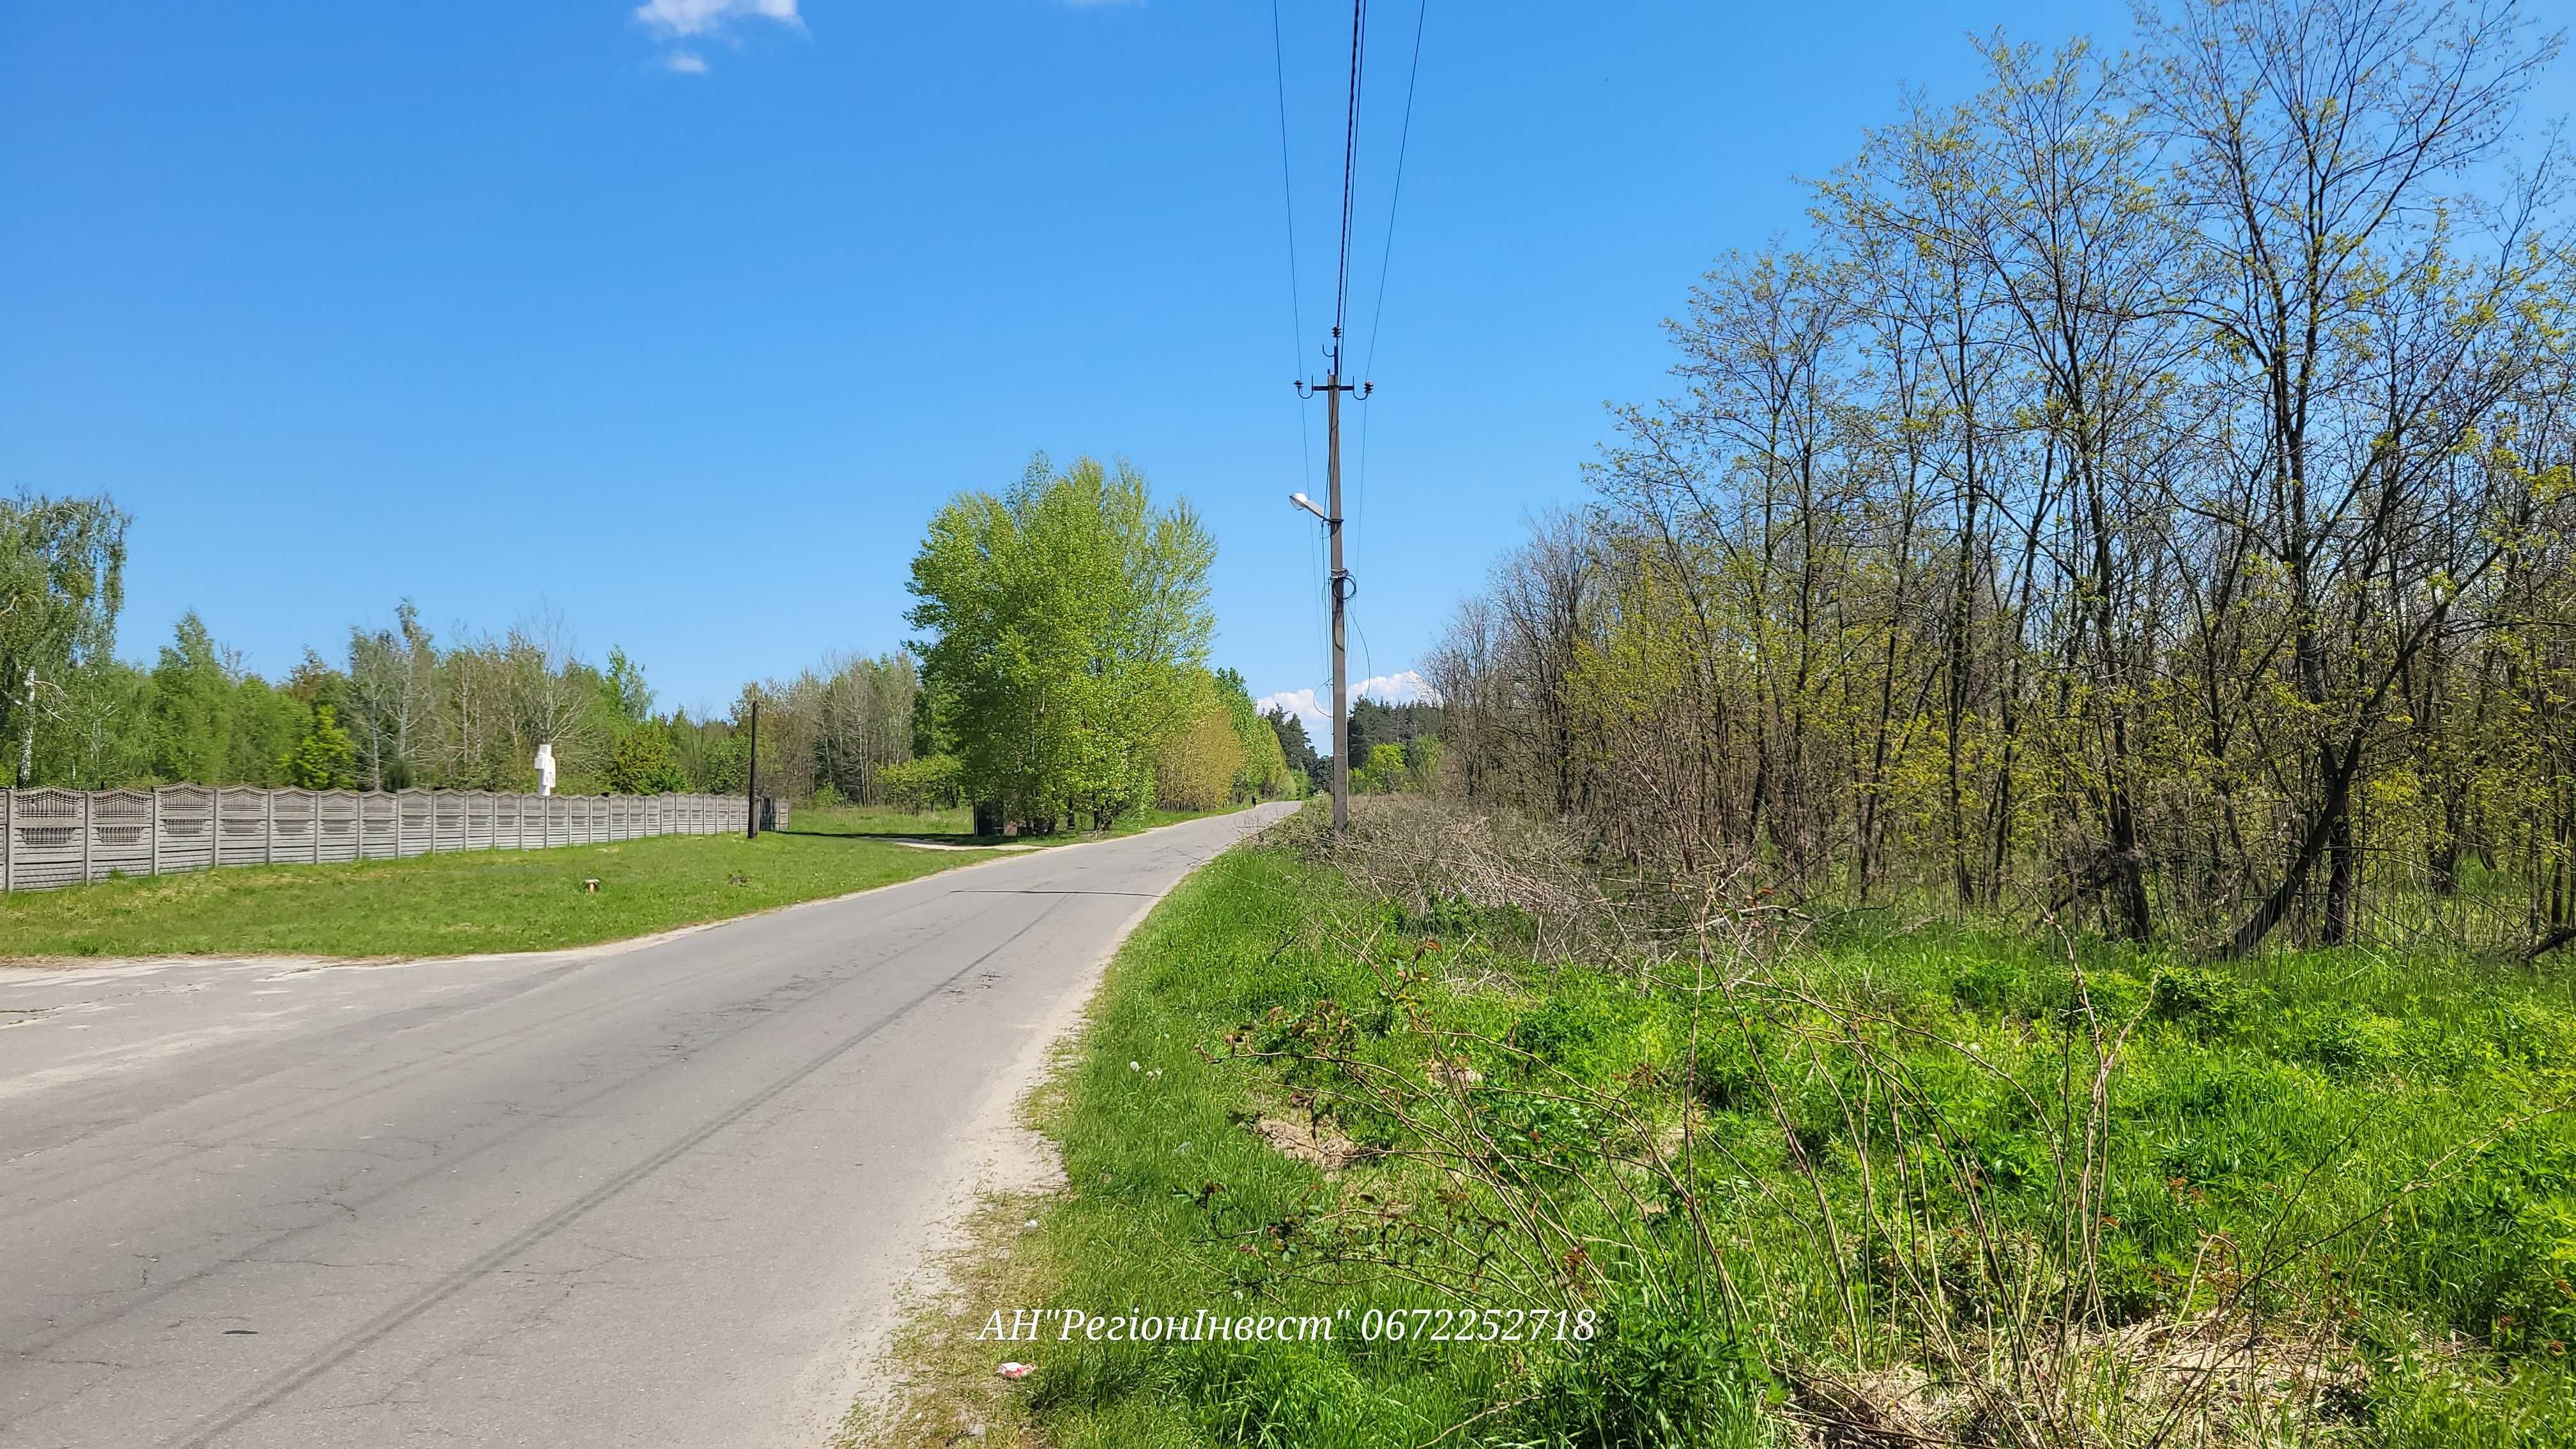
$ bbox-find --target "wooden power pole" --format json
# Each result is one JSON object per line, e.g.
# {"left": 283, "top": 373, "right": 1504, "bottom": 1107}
{"left": 744, "top": 696, "right": 760, "bottom": 839}
{"left": 1303, "top": 327, "right": 1368, "bottom": 834}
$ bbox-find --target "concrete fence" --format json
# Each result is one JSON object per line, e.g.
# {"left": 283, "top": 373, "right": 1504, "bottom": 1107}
{"left": 0, "top": 787, "right": 784, "bottom": 893}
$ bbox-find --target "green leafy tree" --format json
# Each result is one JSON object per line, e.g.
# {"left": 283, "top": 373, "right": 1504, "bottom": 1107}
{"left": 284, "top": 703, "right": 360, "bottom": 790}
{"left": 599, "top": 646, "right": 654, "bottom": 728}
{"left": 907, "top": 456, "right": 1215, "bottom": 832}
{"left": 226, "top": 677, "right": 307, "bottom": 787}
{"left": 1213, "top": 668, "right": 1292, "bottom": 801}
{"left": 605, "top": 724, "right": 688, "bottom": 794}
{"left": 1264, "top": 705, "right": 1320, "bottom": 793}
{"left": 50, "top": 657, "right": 152, "bottom": 789}
{"left": 147, "top": 612, "right": 236, "bottom": 785}
{"left": 1154, "top": 677, "right": 1244, "bottom": 811}
{"left": 1404, "top": 735, "right": 1443, "bottom": 793}
{"left": 345, "top": 601, "right": 436, "bottom": 790}
{"left": 696, "top": 728, "right": 748, "bottom": 795}
{"left": 1346, "top": 697, "right": 1445, "bottom": 774}
{"left": 1354, "top": 742, "right": 1409, "bottom": 795}
{"left": 0, "top": 493, "right": 129, "bottom": 785}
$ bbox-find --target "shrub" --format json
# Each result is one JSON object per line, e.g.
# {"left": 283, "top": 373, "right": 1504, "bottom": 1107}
{"left": 880, "top": 753, "right": 962, "bottom": 812}
{"left": 2149, "top": 964, "right": 2257, "bottom": 1031}
{"left": 604, "top": 726, "right": 687, "bottom": 794}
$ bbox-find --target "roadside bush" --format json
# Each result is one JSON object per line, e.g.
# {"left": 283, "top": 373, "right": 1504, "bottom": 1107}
{"left": 880, "top": 753, "right": 962, "bottom": 812}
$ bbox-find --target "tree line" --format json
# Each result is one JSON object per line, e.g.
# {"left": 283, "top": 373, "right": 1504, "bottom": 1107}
{"left": 1259, "top": 696, "right": 1448, "bottom": 799}
{"left": 1429, "top": 0, "right": 2576, "bottom": 956}
{"left": 0, "top": 457, "right": 1307, "bottom": 831}
{"left": 0, "top": 491, "right": 923, "bottom": 801}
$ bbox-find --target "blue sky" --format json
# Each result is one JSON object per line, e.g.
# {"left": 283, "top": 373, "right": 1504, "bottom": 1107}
{"left": 9, "top": 1, "right": 2561, "bottom": 728}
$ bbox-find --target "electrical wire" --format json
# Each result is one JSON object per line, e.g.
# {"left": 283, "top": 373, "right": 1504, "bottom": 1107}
{"left": 1354, "top": 0, "right": 1425, "bottom": 572}
{"left": 1360, "top": 0, "right": 1427, "bottom": 390}
{"left": 1331, "top": 0, "right": 1369, "bottom": 341}
{"left": 1268, "top": 0, "right": 1314, "bottom": 500}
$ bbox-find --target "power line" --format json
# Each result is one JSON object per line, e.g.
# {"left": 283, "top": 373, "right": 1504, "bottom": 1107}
{"left": 1331, "top": 0, "right": 1370, "bottom": 339}
{"left": 1280, "top": 0, "right": 1384, "bottom": 834}
{"left": 1268, "top": 0, "right": 1315, "bottom": 499}
{"left": 1355, "top": 0, "right": 1425, "bottom": 573}
{"left": 1360, "top": 0, "right": 1427, "bottom": 388}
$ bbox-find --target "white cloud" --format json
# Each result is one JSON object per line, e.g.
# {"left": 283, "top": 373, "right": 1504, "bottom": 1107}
{"left": 634, "top": 0, "right": 802, "bottom": 38}
{"left": 634, "top": 0, "right": 800, "bottom": 72}
{"left": 1255, "top": 671, "right": 1441, "bottom": 739}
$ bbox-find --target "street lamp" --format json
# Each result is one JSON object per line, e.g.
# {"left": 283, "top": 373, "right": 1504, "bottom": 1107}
{"left": 1289, "top": 491, "right": 1328, "bottom": 523}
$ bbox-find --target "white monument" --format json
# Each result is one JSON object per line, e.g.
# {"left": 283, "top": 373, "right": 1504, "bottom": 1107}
{"left": 535, "top": 741, "right": 556, "bottom": 798}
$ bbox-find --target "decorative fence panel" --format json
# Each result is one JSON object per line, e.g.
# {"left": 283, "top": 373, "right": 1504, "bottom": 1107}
{"left": 0, "top": 789, "right": 776, "bottom": 894}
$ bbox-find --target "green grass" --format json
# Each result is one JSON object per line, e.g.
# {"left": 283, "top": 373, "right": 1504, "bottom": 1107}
{"left": 0, "top": 801, "right": 1268, "bottom": 962}
{"left": 931, "top": 814, "right": 2576, "bottom": 1448}
{"left": 784, "top": 803, "right": 981, "bottom": 839}
{"left": 0, "top": 827, "right": 999, "bottom": 960}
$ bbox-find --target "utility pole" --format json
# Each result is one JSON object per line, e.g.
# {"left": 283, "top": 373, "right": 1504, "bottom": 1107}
{"left": 1324, "top": 332, "right": 1351, "bottom": 834}
{"left": 1296, "top": 328, "right": 1369, "bottom": 834}
{"left": 744, "top": 696, "right": 760, "bottom": 840}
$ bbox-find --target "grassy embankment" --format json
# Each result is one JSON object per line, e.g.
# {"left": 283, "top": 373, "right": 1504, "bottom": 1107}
{"left": 0, "top": 802, "right": 1245, "bottom": 961}
{"left": 874, "top": 802, "right": 2576, "bottom": 1448}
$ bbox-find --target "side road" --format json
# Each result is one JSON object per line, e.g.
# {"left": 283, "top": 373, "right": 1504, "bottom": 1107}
{"left": 0, "top": 801, "right": 1298, "bottom": 1448}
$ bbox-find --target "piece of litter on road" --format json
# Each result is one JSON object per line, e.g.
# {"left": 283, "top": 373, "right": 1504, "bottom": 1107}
{"left": 995, "top": 1361, "right": 1034, "bottom": 1379}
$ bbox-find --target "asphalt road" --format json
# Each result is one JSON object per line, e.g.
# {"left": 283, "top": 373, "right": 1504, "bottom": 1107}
{"left": 0, "top": 803, "right": 1294, "bottom": 1448}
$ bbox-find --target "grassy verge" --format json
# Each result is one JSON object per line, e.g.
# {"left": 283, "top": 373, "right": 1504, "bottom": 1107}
{"left": 873, "top": 802, "right": 2576, "bottom": 1448}
{"left": 0, "top": 827, "right": 999, "bottom": 960}
{"left": 0, "top": 801, "right": 1268, "bottom": 962}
